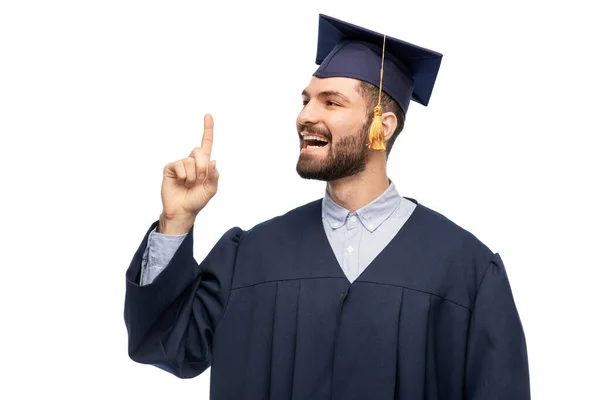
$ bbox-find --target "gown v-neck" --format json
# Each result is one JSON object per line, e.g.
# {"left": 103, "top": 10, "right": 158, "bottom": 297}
{"left": 312, "top": 197, "right": 422, "bottom": 286}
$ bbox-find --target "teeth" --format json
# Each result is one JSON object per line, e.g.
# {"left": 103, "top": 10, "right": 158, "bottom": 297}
{"left": 307, "top": 145, "right": 324, "bottom": 149}
{"left": 303, "top": 135, "right": 328, "bottom": 143}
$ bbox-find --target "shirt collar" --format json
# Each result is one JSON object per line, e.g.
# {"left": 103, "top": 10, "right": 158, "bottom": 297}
{"left": 322, "top": 180, "right": 403, "bottom": 232}
{"left": 322, "top": 190, "right": 349, "bottom": 229}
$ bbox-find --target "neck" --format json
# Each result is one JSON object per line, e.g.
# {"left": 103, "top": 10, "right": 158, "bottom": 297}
{"left": 325, "top": 158, "right": 390, "bottom": 213}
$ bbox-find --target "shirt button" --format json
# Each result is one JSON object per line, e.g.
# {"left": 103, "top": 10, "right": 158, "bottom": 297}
{"left": 368, "top": 224, "right": 374, "bottom": 230}
{"left": 347, "top": 245, "right": 354, "bottom": 253}
{"left": 332, "top": 222, "right": 339, "bottom": 228}
{"left": 350, "top": 216, "right": 357, "bottom": 223}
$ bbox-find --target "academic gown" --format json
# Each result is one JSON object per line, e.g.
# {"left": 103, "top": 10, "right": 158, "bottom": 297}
{"left": 124, "top": 198, "right": 530, "bottom": 399}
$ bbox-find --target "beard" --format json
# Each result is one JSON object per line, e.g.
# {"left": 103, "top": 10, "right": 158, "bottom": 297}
{"left": 296, "top": 118, "right": 371, "bottom": 182}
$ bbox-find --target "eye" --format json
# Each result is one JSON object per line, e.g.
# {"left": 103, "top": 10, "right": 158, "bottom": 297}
{"left": 325, "top": 100, "right": 340, "bottom": 107}
{"left": 302, "top": 99, "right": 309, "bottom": 106}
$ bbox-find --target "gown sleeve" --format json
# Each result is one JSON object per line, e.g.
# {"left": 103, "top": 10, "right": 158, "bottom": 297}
{"left": 464, "top": 253, "right": 530, "bottom": 399}
{"left": 124, "top": 220, "right": 244, "bottom": 378}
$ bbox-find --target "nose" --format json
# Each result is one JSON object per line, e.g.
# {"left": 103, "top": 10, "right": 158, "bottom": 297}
{"left": 297, "top": 101, "right": 319, "bottom": 127}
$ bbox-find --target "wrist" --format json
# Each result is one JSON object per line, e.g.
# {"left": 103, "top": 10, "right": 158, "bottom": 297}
{"left": 158, "top": 212, "right": 195, "bottom": 235}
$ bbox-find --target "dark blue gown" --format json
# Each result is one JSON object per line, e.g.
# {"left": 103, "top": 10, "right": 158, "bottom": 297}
{"left": 124, "top": 198, "right": 530, "bottom": 399}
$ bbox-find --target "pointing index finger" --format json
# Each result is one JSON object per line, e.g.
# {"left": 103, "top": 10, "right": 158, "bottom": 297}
{"left": 201, "top": 113, "right": 214, "bottom": 156}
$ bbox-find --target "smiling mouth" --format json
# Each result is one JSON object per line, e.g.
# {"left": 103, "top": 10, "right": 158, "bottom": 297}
{"left": 301, "top": 134, "right": 330, "bottom": 150}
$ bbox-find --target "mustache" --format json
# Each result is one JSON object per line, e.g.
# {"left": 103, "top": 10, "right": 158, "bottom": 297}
{"left": 298, "top": 124, "right": 331, "bottom": 141}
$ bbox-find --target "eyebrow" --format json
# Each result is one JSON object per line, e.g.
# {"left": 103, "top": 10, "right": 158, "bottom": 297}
{"left": 301, "top": 89, "right": 350, "bottom": 103}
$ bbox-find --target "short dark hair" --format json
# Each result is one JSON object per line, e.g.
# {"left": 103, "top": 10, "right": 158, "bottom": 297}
{"left": 356, "top": 80, "right": 405, "bottom": 157}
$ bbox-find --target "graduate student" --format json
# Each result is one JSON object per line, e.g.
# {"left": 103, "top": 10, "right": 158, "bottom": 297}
{"left": 124, "top": 14, "right": 530, "bottom": 399}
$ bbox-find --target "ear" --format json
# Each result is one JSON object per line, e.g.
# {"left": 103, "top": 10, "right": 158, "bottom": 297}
{"left": 381, "top": 111, "right": 398, "bottom": 142}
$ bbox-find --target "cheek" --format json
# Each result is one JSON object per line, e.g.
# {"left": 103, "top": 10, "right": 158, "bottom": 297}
{"left": 328, "top": 114, "right": 365, "bottom": 141}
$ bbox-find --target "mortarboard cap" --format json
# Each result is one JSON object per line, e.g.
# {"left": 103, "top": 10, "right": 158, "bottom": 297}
{"left": 313, "top": 14, "right": 443, "bottom": 150}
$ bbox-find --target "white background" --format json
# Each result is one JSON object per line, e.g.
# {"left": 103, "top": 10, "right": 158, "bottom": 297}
{"left": 1, "top": 0, "right": 598, "bottom": 398}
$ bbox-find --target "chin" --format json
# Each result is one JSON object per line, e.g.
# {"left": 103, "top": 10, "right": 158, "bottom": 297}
{"left": 296, "top": 161, "right": 325, "bottom": 181}
{"left": 296, "top": 170, "right": 328, "bottom": 181}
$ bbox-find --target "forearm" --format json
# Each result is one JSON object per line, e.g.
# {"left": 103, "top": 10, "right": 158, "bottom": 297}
{"left": 138, "top": 213, "right": 195, "bottom": 285}
{"left": 140, "top": 226, "right": 187, "bottom": 285}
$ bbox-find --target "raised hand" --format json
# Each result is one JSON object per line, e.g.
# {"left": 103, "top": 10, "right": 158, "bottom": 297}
{"left": 158, "top": 114, "right": 219, "bottom": 234}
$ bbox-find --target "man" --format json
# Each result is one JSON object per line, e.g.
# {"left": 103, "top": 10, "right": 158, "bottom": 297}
{"left": 124, "top": 14, "right": 530, "bottom": 399}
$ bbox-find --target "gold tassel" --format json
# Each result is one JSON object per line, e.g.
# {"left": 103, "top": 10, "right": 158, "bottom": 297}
{"left": 368, "top": 104, "right": 386, "bottom": 150}
{"left": 368, "top": 34, "right": 387, "bottom": 151}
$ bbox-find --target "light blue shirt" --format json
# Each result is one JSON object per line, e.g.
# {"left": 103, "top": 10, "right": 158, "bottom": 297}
{"left": 321, "top": 181, "right": 416, "bottom": 283}
{"left": 140, "top": 180, "right": 416, "bottom": 285}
